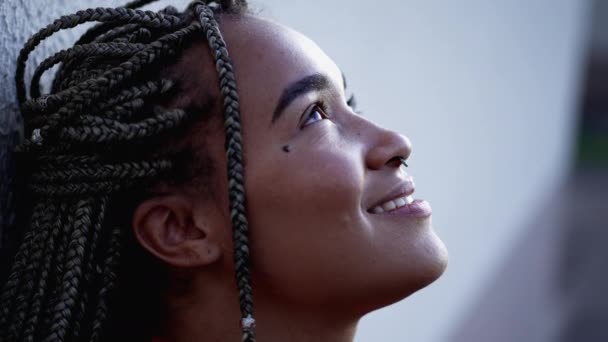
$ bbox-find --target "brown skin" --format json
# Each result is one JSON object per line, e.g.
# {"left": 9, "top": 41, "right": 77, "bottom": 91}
{"left": 132, "top": 15, "right": 448, "bottom": 342}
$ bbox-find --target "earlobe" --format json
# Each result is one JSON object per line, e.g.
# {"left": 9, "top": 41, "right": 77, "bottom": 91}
{"left": 132, "top": 195, "right": 223, "bottom": 268}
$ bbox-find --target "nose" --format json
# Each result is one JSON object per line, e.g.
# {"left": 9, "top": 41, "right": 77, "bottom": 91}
{"left": 363, "top": 119, "right": 412, "bottom": 171}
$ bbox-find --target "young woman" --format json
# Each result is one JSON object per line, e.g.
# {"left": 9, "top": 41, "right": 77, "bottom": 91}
{"left": 0, "top": 0, "right": 448, "bottom": 341}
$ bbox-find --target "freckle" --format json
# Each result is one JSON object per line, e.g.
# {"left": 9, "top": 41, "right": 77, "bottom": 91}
{"left": 282, "top": 145, "right": 292, "bottom": 152}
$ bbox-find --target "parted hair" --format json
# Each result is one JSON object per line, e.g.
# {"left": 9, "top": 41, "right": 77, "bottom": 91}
{"left": 0, "top": 0, "right": 256, "bottom": 341}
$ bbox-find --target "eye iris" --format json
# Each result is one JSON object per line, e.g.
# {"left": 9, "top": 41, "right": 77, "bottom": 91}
{"left": 310, "top": 109, "right": 322, "bottom": 121}
{"left": 303, "top": 106, "right": 324, "bottom": 127}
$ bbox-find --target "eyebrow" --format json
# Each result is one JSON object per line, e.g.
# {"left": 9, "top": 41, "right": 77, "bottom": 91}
{"left": 271, "top": 73, "right": 331, "bottom": 124}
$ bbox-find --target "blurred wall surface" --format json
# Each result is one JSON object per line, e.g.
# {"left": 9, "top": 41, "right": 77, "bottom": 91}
{"left": 253, "top": 1, "right": 590, "bottom": 341}
{"left": 0, "top": 1, "right": 591, "bottom": 342}
{"left": 449, "top": 1, "right": 608, "bottom": 341}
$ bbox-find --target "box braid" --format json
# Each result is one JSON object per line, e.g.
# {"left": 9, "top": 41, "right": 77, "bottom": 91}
{"left": 0, "top": 1, "right": 256, "bottom": 341}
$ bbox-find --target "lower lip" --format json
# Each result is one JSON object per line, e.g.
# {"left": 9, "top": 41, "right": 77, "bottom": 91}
{"left": 371, "top": 199, "right": 432, "bottom": 217}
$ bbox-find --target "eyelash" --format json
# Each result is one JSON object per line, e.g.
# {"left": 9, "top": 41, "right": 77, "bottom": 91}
{"left": 300, "top": 94, "right": 361, "bottom": 129}
{"left": 347, "top": 94, "right": 362, "bottom": 115}
{"left": 347, "top": 94, "right": 356, "bottom": 109}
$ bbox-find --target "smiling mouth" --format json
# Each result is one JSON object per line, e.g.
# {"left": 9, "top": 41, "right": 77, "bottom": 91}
{"left": 369, "top": 194, "right": 415, "bottom": 214}
{"left": 366, "top": 177, "right": 432, "bottom": 217}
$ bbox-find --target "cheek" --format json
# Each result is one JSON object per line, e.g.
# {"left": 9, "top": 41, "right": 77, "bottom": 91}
{"left": 250, "top": 137, "right": 363, "bottom": 217}
{"left": 244, "top": 140, "right": 366, "bottom": 297}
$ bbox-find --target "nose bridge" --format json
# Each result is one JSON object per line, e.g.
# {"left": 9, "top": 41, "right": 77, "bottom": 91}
{"left": 352, "top": 114, "right": 412, "bottom": 170}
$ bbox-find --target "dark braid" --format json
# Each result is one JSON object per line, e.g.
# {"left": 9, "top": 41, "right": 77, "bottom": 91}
{"left": 0, "top": 202, "right": 49, "bottom": 338}
{"left": 0, "top": 1, "right": 255, "bottom": 341}
{"left": 15, "top": 7, "right": 184, "bottom": 105}
{"left": 89, "top": 224, "right": 121, "bottom": 342}
{"left": 11, "top": 201, "right": 59, "bottom": 340}
{"left": 30, "top": 42, "right": 147, "bottom": 99}
{"left": 21, "top": 22, "right": 200, "bottom": 136}
{"left": 20, "top": 203, "right": 66, "bottom": 342}
{"left": 193, "top": 3, "right": 255, "bottom": 339}
{"left": 51, "top": 0, "right": 170, "bottom": 92}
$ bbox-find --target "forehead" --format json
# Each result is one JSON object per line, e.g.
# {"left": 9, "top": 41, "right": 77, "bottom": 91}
{"left": 218, "top": 15, "right": 343, "bottom": 111}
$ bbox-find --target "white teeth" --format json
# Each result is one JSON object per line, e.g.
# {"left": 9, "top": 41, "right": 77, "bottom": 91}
{"left": 371, "top": 195, "right": 414, "bottom": 213}
{"left": 395, "top": 197, "right": 406, "bottom": 207}
{"left": 382, "top": 200, "right": 397, "bottom": 211}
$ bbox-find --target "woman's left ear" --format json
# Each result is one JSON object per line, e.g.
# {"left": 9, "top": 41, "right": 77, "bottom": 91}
{"left": 132, "top": 193, "right": 223, "bottom": 268}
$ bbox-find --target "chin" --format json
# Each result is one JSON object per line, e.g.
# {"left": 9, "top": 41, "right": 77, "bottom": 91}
{"left": 421, "top": 230, "right": 449, "bottom": 283}
{"left": 369, "top": 231, "right": 449, "bottom": 312}
{"left": 411, "top": 229, "right": 448, "bottom": 291}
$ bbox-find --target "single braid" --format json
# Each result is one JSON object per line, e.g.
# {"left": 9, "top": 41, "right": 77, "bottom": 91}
{"left": 70, "top": 0, "right": 165, "bottom": 47}
{"left": 90, "top": 225, "right": 122, "bottom": 342}
{"left": 91, "top": 79, "right": 174, "bottom": 112}
{"left": 76, "top": 196, "right": 107, "bottom": 339}
{"left": 59, "top": 108, "right": 190, "bottom": 143}
{"left": 94, "top": 24, "right": 142, "bottom": 44}
{"left": 193, "top": 3, "right": 255, "bottom": 340}
{"left": 32, "top": 160, "right": 172, "bottom": 184}
{"left": 96, "top": 98, "right": 146, "bottom": 121}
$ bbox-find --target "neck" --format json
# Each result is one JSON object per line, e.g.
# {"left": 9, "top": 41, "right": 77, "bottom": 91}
{"left": 164, "top": 276, "right": 359, "bottom": 342}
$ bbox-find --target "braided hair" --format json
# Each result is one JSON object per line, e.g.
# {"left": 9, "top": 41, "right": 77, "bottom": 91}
{"left": 0, "top": 0, "right": 256, "bottom": 341}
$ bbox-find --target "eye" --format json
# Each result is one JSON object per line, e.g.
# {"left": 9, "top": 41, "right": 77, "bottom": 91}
{"left": 301, "top": 103, "right": 328, "bottom": 128}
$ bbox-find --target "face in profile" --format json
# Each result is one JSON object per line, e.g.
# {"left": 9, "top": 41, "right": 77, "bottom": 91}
{"left": 135, "top": 12, "right": 448, "bottom": 328}
{"left": 198, "top": 15, "right": 449, "bottom": 317}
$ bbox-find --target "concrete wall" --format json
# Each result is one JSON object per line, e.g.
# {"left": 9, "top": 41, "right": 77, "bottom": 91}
{"left": 0, "top": 0, "right": 119, "bottom": 137}
{"left": 0, "top": 0, "right": 126, "bottom": 242}
{"left": 0, "top": 1, "right": 591, "bottom": 341}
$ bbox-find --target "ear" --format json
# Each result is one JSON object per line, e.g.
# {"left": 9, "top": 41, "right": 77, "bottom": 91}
{"left": 132, "top": 194, "right": 223, "bottom": 268}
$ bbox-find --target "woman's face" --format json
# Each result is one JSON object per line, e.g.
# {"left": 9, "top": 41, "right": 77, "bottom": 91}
{"left": 201, "top": 16, "right": 448, "bottom": 316}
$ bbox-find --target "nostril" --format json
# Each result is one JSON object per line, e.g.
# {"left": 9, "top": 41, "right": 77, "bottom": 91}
{"left": 387, "top": 156, "right": 406, "bottom": 168}
{"left": 363, "top": 122, "right": 412, "bottom": 170}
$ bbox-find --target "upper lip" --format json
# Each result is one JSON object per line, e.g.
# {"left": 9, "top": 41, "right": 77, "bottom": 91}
{"left": 366, "top": 177, "right": 415, "bottom": 212}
